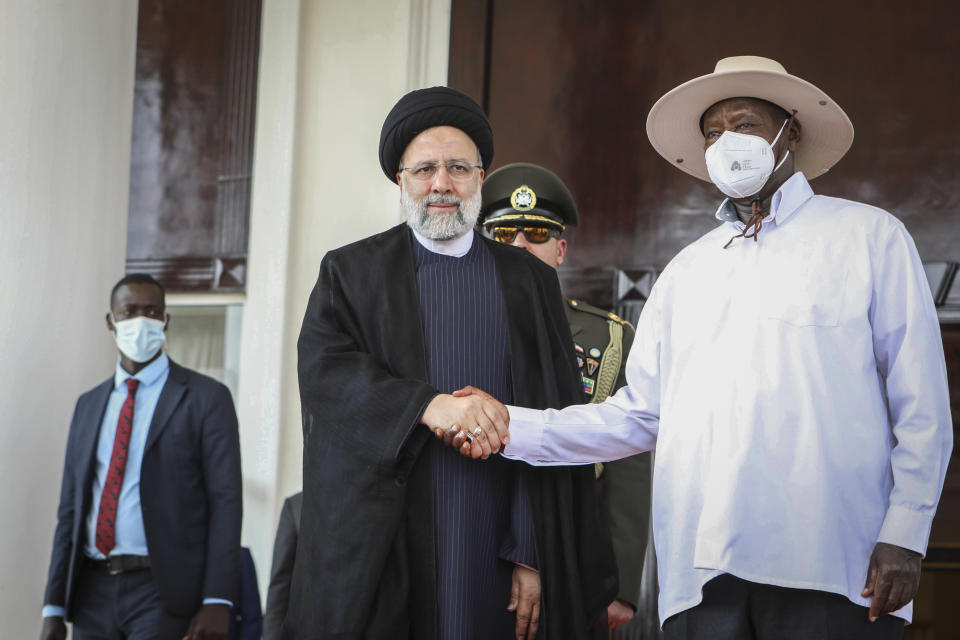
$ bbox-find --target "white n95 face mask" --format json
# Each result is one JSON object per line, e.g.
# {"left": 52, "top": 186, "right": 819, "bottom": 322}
{"left": 704, "top": 119, "right": 790, "bottom": 199}
{"left": 113, "top": 315, "right": 166, "bottom": 363}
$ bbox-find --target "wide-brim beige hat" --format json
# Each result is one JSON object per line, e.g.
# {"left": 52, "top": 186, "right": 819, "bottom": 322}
{"left": 646, "top": 56, "right": 854, "bottom": 182}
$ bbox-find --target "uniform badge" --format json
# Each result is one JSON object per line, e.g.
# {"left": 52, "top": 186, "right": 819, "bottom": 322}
{"left": 574, "top": 343, "right": 585, "bottom": 354}
{"left": 510, "top": 185, "right": 537, "bottom": 211}
{"left": 577, "top": 356, "right": 584, "bottom": 369}
{"left": 586, "top": 357, "right": 599, "bottom": 376}
{"left": 589, "top": 347, "right": 601, "bottom": 358}
{"left": 582, "top": 376, "right": 595, "bottom": 395}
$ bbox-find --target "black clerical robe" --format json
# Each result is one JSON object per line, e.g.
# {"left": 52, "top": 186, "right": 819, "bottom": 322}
{"left": 289, "top": 224, "right": 617, "bottom": 639}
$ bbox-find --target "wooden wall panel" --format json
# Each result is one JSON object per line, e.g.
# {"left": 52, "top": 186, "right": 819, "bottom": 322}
{"left": 450, "top": 0, "right": 960, "bottom": 273}
{"left": 451, "top": 2, "right": 960, "bottom": 634}
{"left": 931, "top": 324, "right": 960, "bottom": 548}
{"left": 448, "top": 0, "right": 490, "bottom": 107}
{"left": 126, "top": 0, "right": 261, "bottom": 291}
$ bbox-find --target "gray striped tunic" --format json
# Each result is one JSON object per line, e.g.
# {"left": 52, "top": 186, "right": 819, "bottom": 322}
{"left": 414, "top": 233, "right": 537, "bottom": 639}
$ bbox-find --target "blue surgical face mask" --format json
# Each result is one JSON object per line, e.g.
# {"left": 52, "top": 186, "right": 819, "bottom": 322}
{"left": 113, "top": 315, "right": 166, "bottom": 363}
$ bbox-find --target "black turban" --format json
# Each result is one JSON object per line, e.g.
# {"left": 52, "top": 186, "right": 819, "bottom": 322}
{"left": 379, "top": 86, "right": 494, "bottom": 183}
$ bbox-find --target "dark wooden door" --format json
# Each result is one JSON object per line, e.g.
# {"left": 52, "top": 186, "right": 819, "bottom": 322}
{"left": 126, "top": 0, "right": 261, "bottom": 292}
{"left": 449, "top": 2, "right": 960, "bottom": 636}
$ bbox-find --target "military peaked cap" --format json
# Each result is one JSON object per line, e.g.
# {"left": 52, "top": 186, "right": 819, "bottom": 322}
{"left": 480, "top": 163, "right": 578, "bottom": 230}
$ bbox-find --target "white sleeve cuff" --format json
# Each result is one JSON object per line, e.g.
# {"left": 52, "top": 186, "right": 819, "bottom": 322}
{"left": 202, "top": 597, "right": 234, "bottom": 608}
{"left": 877, "top": 504, "right": 934, "bottom": 556}
{"left": 42, "top": 604, "right": 66, "bottom": 619}
{"left": 502, "top": 405, "right": 553, "bottom": 464}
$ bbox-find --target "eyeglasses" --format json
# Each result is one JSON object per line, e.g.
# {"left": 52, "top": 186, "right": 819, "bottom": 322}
{"left": 489, "top": 226, "right": 561, "bottom": 244}
{"left": 399, "top": 161, "right": 482, "bottom": 182}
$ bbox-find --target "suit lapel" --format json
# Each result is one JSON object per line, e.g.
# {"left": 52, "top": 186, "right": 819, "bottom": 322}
{"left": 79, "top": 378, "right": 114, "bottom": 497}
{"left": 489, "top": 238, "right": 579, "bottom": 410}
{"left": 488, "top": 239, "right": 532, "bottom": 403}
{"left": 380, "top": 225, "right": 429, "bottom": 381}
{"left": 145, "top": 361, "right": 187, "bottom": 453}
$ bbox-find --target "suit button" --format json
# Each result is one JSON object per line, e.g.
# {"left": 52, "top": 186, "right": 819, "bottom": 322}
{"left": 395, "top": 475, "right": 407, "bottom": 487}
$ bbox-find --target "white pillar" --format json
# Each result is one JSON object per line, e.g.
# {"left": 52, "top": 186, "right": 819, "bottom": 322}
{"left": 0, "top": 0, "right": 138, "bottom": 633}
{"left": 237, "top": 0, "right": 451, "bottom": 597}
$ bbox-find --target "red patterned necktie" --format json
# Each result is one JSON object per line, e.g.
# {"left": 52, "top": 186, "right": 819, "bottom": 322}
{"left": 94, "top": 377, "right": 140, "bottom": 557}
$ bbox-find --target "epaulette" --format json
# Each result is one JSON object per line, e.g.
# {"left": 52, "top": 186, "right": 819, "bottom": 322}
{"left": 567, "top": 298, "right": 632, "bottom": 327}
{"left": 606, "top": 311, "right": 628, "bottom": 325}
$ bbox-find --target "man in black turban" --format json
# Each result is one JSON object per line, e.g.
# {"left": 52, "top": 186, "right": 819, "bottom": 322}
{"left": 287, "top": 86, "right": 618, "bottom": 639}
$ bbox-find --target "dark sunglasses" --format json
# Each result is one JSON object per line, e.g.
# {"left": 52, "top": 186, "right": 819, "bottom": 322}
{"left": 490, "top": 226, "right": 561, "bottom": 244}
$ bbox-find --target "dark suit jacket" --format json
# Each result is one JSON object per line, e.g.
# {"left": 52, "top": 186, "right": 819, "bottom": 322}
{"left": 290, "top": 225, "right": 618, "bottom": 639}
{"left": 230, "top": 547, "right": 264, "bottom": 640}
{"left": 262, "top": 492, "right": 302, "bottom": 639}
{"left": 43, "top": 359, "right": 243, "bottom": 620}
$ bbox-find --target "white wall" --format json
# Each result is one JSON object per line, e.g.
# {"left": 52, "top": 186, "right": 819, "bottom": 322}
{"left": 237, "top": 0, "right": 452, "bottom": 595}
{"left": 0, "top": 0, "right": 138, "bottom": 633}
{"left": 0, "top": 0, "right": 452, "bottom": 624}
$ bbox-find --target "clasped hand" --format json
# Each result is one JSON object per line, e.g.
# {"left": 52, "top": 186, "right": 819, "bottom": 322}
{"left": 421, "top": 386, "right": 509, "bottom": 459}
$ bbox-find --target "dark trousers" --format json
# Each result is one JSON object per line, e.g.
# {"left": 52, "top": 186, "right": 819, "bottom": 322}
{"left": 72, "top": 565, "right": 189, "bottom": 640}
{"left": 663, "top": 574, "right": 904, "bottom": 640}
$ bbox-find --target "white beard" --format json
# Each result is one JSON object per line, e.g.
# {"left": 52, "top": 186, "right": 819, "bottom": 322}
{"left": 400, "top": 181, "right": 482, "bottom": 241}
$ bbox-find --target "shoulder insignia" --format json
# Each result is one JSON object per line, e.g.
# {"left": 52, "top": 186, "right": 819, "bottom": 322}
{"left": 568, "top": 298, "right": 634, "bottom": 330}
{"left": 607, "top": 311, "right": 633, "bottom": 329}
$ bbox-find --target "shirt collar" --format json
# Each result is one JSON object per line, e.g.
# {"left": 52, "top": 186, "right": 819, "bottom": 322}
{"left": 410, "top": 227, "right": 475, "bottom": 257}
{"left": 713, "top": 172, "right": 815, "bottom": 228}
{"left": 114, "top": 351, "right": 170, "bottom": 389}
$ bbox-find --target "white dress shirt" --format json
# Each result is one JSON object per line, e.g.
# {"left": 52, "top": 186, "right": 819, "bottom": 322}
{"left": 83, "top": 353, "right": 170, "bottom": 561}
{"left": 504, "top": 172, "right": 952, "bottom": 624}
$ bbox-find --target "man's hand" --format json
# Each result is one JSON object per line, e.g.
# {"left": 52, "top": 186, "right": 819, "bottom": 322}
{"left": 422, "top": 387, "right": 509, "bottom": 459}
{"left": 861, "top": 542, "right": 922, "bottom": 621}
{"left": 183, "top": 603, "right": 230, "bottom": 640}
{"left": 607, "top": 599, "right": 635, "bottom": 629}
{"left": 444, "top": 386, "right": 511, "bottom": 458}
{"left": 40, "top": 617, "right": 66, "bottom": 640}
{"left": 507, "top": 565, "right": 541, "bottom": 639}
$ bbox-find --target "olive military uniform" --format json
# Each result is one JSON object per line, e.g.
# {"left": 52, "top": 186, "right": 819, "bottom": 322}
{"left": 566, "top": 297, "right": 652, "bottom": 610}
{"left": 480, "top": 162, "right": 653, "bottom": 613}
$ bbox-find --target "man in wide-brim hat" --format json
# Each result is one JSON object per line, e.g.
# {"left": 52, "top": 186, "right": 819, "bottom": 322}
{"left": 459, "top": 56, "right": 953, "bottom": 640}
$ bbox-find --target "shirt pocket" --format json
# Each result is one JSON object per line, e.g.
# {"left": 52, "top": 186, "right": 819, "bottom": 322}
{"left": 761, "top": 244, "right": 848, "bottom": 327}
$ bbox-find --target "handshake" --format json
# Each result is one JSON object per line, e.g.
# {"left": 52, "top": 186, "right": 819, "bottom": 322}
{"left": 420, "top": 386, "right": 510, "bottom": 459}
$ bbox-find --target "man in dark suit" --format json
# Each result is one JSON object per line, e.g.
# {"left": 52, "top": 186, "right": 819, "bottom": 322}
{"left": 41, "top": 273, "right": 243, "bottom": 640}
{"left": 262, "top": 492, "right": 302, "bottom": 639}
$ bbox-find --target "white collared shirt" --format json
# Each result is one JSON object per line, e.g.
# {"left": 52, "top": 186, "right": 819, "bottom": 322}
{"left": 504, "top": 172, "right": 952, "bottom": 623}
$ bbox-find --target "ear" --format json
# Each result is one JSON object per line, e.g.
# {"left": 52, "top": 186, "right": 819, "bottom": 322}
{"left": 163, "top": 312, "right": 170, "bottom": 332}
{"left": 105, "top": 312, "right": 115, "bottom": 332}
{"left": 788, "top": 118, "right": 802, "bottom": 152}
{"left": 477, "top": 167, "right": 485, "bottom": 185}
{"left": 556, "top": 238, "right": 568, "bottom": 266}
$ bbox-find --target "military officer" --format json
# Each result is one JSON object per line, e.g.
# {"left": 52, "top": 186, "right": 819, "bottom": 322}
{"left": 480, "top": 163, "right": 653, "bottom": 631}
